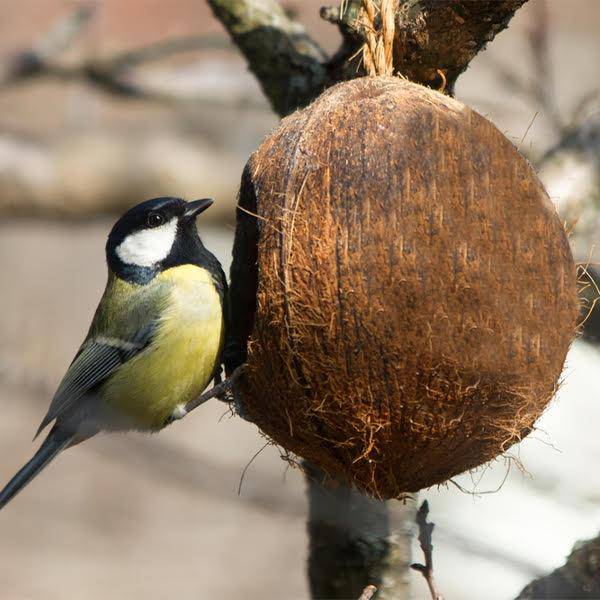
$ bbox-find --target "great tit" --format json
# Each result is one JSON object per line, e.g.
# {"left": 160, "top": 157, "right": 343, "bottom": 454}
{"left": 0, "top": 197, "right": 227, "bottom": 510}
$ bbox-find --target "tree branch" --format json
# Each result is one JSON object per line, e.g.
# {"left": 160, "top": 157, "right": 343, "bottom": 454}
{"left": 206, "top": 0, "right": 328, "bottom": 115}
{"left": 1, "top": 5, "right": 95, "bottom": 83}
{"left": 304, "top": 462, "right": 414, "bottom": 599}
{"left": 322, "top": 0, "right": 530, "bottom": 93}
{"left": 392, "top": 0, "right": 529, "bottom": 93}
{"left": 516, "top": 535, "right": 600, "bottom": 599}
{"left": 411, "top": 501, "right": 444, "bottom": 600}
{"left": 0, "top": 7, "right": 243, "bottom": 106}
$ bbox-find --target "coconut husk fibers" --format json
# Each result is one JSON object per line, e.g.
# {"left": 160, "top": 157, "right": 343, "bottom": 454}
{"left": 235, "top": 76, "right": 578, "bottom": 499}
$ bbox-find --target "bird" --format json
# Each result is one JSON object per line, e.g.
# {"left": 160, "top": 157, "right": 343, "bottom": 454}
{"left": 0, "top": 197, "right": 228, "bottom": 510}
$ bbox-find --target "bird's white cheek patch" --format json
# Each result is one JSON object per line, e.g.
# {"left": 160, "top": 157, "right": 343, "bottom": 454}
{"left": 116, "top": 219, "right": 178, "bottom": 267}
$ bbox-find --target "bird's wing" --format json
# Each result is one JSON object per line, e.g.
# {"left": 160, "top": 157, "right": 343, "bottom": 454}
{"left": 36, "top": 273, "right": 172, "bottom": 437}
{"left": 35, "top": 324, "right": 155, "bottom": 437}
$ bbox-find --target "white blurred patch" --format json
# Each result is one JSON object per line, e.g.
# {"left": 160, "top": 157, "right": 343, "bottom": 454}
{"left": 170, "top": 404, "right": 188, "bottom": 420}
{"left": 541, "top": 154, "right": 596, "bottom": 214}
{"left": 116, "top": 218, "right": 177, "bottom": 267}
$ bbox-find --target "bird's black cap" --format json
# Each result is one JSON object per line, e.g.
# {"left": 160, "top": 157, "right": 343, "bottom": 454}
{"left": 107, "top": 197, "right": 212, "bottom": 247}
{"left": 106, "top": 197, "right": 214, "bottom": 284}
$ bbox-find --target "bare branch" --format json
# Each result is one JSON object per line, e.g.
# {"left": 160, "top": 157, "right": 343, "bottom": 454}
{"left": 36, "top": 4, "right": 96, "bottom": 58}
{"left": 484, "top": 0, "right": 565, "bottom": 136}
{"left": 108, "top": 34, "right": 233, "bottom": 69}
{"left": 206, "top": 0, "right": 328, "bottom": 115}
{"left": 2, "top": 55, "right": 266, "bottom": 107}
{"left": 525, "top": 0, "right": 563, "bottom": 131}
{"left": 0, "top": 7, "right": 243, "bottom": 106}
{"left": 411, "top": 500, "right": 443, "bottom": 600}
{"left": 2, "top": 5, "right": 95, "bottom": 83}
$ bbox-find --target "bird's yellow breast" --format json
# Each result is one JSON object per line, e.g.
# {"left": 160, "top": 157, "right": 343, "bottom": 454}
{"left": 101, "top": 265, "right": 224, "bottom": 430}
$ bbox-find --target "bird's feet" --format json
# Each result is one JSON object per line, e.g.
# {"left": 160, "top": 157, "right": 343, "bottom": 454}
{"left": 213, "top": 364, "right": 246, "bottom": 403}
{"left": 163, "top": 365, "right": 247, "bottom": 427}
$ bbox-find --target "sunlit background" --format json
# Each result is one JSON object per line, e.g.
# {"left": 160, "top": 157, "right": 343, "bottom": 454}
{"left": 0, "top": 1, "right": 599, "bottom": 598}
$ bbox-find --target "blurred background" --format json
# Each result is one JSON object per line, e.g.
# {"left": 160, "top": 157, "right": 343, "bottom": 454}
{"left": 0, "top": 1, "right": 599, "bottom": 598}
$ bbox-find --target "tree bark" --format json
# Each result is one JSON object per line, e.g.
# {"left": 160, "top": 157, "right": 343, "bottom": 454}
{"left": 208, "top": 0, "right": 529, "bottom": 115}
{"left": 206, "top": 0, "right": 328, "bottom": 116}
{"left": 305, "top": 463, "right": 415, "bottom": 599}
{"left": 516, "top": 535, "right": 600, "bottom": 599}
{"left": 323, "top": 0, "right": 528, "bottom": 93}
{"left": 392, "top": 0, "right": 529, "bottom": 93}
{"left": 215, "top": 1, "right": 530, "bottom": 598}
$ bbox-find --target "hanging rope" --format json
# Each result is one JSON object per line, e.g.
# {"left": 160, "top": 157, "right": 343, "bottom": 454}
{"left": 361, "top": 0, "right": 398, "bottom": 76}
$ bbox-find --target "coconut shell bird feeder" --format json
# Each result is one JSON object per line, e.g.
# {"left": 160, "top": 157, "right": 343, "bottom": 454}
{"left": 228, "top": 1, "right": 578, "bottom": 499}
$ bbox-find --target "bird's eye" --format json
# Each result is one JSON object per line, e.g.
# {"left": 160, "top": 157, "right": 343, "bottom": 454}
{"left": 147, "top": 212, "right": 164, "bottom": 228}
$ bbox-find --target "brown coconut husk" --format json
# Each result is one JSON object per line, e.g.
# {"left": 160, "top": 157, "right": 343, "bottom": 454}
{"left": 232, "top": 74, "right": 579, "bottom": 499}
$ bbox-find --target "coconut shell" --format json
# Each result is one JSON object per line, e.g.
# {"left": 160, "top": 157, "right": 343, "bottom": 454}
{"left": 231, "top": 77, "right": 578, "bottom": 499}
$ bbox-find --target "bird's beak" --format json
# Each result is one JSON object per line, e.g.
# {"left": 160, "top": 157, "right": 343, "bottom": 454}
{"left": 184, "top": 198, "right": 213, "bottom": 219}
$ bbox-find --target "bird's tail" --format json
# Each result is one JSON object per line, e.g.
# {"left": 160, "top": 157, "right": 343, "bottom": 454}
{"left": 0, "top": 429, "right": 74, "bottom": 510}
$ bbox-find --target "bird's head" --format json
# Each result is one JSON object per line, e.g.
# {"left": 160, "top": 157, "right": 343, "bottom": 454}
{"left": 106, "top": 196, "right": 213, "bottom": 283}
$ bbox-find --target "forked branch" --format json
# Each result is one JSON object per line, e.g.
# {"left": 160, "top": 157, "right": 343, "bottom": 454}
{"left": 206, "top": 0, "right": 328, "bottom": 115}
